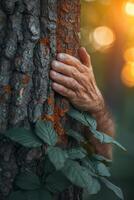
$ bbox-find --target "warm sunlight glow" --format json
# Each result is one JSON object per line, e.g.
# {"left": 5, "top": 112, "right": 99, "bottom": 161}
{"left": 124, "top": 47, "right": 134, "bottom": 62}
{"left": 92, "top": 26, "right": 115, "bottom": 50}
{"left": 121, "top": 63, "right": 134, "bottom": 87}
{"left": 125, "top": 2, "right": 134, "bottom": 16}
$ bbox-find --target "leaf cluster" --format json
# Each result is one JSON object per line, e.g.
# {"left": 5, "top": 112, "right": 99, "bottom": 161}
{"left": 5, "top": 106, "right": 125, "bottom": 200}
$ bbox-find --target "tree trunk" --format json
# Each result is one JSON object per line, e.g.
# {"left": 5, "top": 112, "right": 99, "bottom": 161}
{"left": 0, "top": 0, "right": 82, "bottom": 199}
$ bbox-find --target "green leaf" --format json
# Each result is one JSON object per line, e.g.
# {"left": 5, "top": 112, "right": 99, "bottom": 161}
{"left": 90, "top": 129, "right": 126, "bottom": 151}
{"left": 82, "top": 178, "right": 101, "bottom": 200}
{"left": 45, "top": 171, "right": 71, "bottom": 193}
{"left": 82, "top": 158, "right": 110, "bottom": 177}
{"left": 84, "top": 112, "right": 97, "bottom": 129}
{"left": 61, "top": 159, "right": 93, "bottom": 189}
{"left": 8, "top": 191, "right": 27, "bottom": 200}
{"left": 81, "top": 157, "right": 96, "bottom": 176}
{"left": 68, "top": 106, "right": 97, "bottom": 129}
{"left": 87, "top": 177, "right": 101, "bottom": 194}
{"left": 35, "top": 120, "right": 58, "bottom": 146}
{"left": 62, "top": 159, "right": 101, "bottom": 194}
{"left": 15, "top": 172, "right": 41, "bottom": 190}
{"left": 100, "top": 177, "right": 124, "bottom": 200}
{"left": 68, "top": 106, "right": 126, "bottom": 151}
{"left": 5, "top": 128, "right": 43, "bottom": 148}
{"left": 47, "top": 146, "right": 68, "bottom": 170}
{"left": 66, "top": 129, "right": 85, "bottom": 142}
{"left": 67, "top": 147, "right": 87, "bottom": 160}
{"left": 95, "top": 162, "right": 111, "bottom": 177}
{"left": 67, "top": 106, "right": 91, "bottom": 127}
{"left": 93, "top": 154, "right": 112, "bottom": 163}
{"left": 26, "top": 190, "right": 53, "bottom": 200}
{"left": 43, "top": 156, "right": 55, "bottom": 178}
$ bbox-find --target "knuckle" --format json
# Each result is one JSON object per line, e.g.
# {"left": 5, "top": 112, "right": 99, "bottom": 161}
{"left": 71, "top": 68, "right": 78, "bottom": 77}
{"left": 66, "top": 88, "right": 71, "bottom": 97}
{"left": 70, "top": 78, "right": 78, "bottom": 89}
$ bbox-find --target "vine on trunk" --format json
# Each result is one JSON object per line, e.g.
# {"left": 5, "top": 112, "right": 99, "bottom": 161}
{"left": 5, "top": 105, "right": 125, "bottom": 200}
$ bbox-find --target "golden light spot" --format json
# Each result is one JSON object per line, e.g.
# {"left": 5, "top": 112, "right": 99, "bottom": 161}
{"left": 124, "top": 47, "right": 134, "bottom": 62}
{"left": 121, "top": 63, "right": 134, "bottom": 87}
{"left": 84, "top": 0, "right": 95, "bottom": 2}
{"left": 100, "top": 0, "right": 111, "bottom": 5}
{"left": 124, "top": 2, "right": 134, "bottom": 16}
{"left": 91, "top": 26, "right": 115, "bottom": 50}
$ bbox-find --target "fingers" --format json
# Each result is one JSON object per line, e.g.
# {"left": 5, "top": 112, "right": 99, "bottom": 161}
{"left": 51, "top": 60, "right": 80, "bottom": 81}
{"left": 52, "top": 82, "right": 76, "bottom": 99}
{"left": 57, "top": 53, "right": 84, "bottom": 73}
{"left": 50, "top": 70, "right": 81, "bottom": 90}
{"left": 78, "top": 47, "right": 91, "bottom": 68}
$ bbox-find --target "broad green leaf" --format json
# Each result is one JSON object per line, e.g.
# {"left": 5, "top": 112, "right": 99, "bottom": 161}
{"left": 84, "top": 112, "right": 97, "bottom": 129}
{"left": 113, "top": 140, "right": 127, "bottom": 151}
{"left": 95, "top": 162, "right": 111, "bottom": 177}
{"left": 67, "top": 106, "right": 91, "bottom": 126}
{"left": 47, "top": 146, "right": 68, "bottom": 170}
{"left": 90, "top": 129, "right": 126, "bottom": 151}
{"left": 5, "top": 128, "right": 43, "bottom": 148}
{"left": 82, "top": 179, "right": 101, "bottom": 200}
{"left": 82, "top": 158, "right": 111, "bottom": 177}
{"left": 81, "top": 157, "right": 96, "bottom": 176}
{"left": 87, "top": 177, "right": 101, "bottom": 194}
{"left": 93, "top": 154, "right": 112, "bottom": 163}
{"left": 26, "top": 190, "right": 53, "bottom": 200}
{"left": 8, "top": 191, "right": 27, "bottom": 200}
{"left": 61, "top": 159, "right": 93, "bottom": 190}
{"left": 100, "top": 177, "right": 124, "bottom": 200}
{"left": 67, "top": 147, "right": 87, "bottom": 160}
{"left": 67, "top": 106, "right": 97, "bottom": 128}
{"left": 35, "top": 120, "right": 58, "bottom": 146}
{"left": 45, "top": 171, "right": 71, "bottom": 193}
{"left": 15, "top": 172, "right": 41, "bottom": 190}
{"left": 66, "top": 129, "right": 85, "bottom": 142}
{"left": 68, "top": 106, "right": 126, "bottom": 151}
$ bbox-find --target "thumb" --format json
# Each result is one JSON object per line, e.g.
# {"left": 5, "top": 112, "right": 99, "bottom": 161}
{"left": 78, "top": 47, "right": 91, "bottom": 67}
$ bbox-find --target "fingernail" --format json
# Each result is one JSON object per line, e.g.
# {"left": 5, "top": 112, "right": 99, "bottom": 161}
{"left": 52, "top": 60, "right": 58, "bottom": 67}
{"left": 57, "top": 53, "right": 65, "bottom": 60}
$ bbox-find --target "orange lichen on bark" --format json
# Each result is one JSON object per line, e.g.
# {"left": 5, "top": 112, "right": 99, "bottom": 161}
{"left": 47, "top": 97, "right": 54, "bottom": 105}
{"left": 40, "top": 37, "right": 50, "bottom": 46}
{"left": 42, "top": 97, "right": 69, "bottom": 144}
{"left": 3, "top": 85, "right": 12, "bottom": 93}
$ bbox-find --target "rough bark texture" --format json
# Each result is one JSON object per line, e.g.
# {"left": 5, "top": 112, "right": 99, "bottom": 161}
{"left": 0, "top": 0, "right": 82, "bottom": 199}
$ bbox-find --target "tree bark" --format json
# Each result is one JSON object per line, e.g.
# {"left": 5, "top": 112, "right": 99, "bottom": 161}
{"left": 0, "top": 0, "right": 82, "bottom": 199}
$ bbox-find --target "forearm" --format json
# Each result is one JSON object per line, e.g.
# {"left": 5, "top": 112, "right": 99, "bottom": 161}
{"left": 92, "top": 104, "right": 115, "bottom": 137}
{"left": 89, "top": 103, "right": 115, "bottom": 159}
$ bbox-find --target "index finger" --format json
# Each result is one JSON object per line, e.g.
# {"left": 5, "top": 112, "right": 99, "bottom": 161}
{"left": 57, "top": 53, "right": 84, "bottom": 73}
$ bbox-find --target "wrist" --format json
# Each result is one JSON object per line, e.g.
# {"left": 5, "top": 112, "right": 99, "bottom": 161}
{"left": 90, "top": 98, "right": 105, "bottom": 117}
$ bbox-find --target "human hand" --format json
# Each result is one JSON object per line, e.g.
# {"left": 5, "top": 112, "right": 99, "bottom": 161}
{"left": 50, "top": 47, "right": 104, "bottom": 114}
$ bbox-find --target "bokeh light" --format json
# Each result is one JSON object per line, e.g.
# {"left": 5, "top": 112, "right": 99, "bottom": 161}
{"left": 124, "top": 2, "right": 134, "bottom": 16}
{"left": 91, "top": 26, "right": 115, "bottom": 51}
{"left": 99, "top": 0, "right": 111, "bottom": 5}
{"left": 124, "top": 47, "right": 134, "bottom": 62}
{"left": 121, "top": 63, "right": 134, "bottom": 87}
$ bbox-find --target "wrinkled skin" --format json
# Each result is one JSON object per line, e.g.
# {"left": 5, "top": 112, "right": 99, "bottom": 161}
{"left": 50, "top": 47, "right": 115, "bottom": 159}
{"left": 50, "top": 47, "right": 104, "bottom": 113}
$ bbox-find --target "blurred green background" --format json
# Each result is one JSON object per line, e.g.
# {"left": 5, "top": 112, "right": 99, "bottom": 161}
{"left": 81, "top": 0, "right": 134, "bottom": 199}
